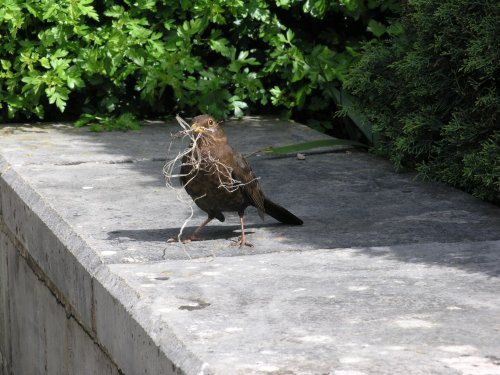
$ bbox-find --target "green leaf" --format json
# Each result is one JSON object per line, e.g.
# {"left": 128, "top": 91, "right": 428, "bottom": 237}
{"left": 329, "top": 87, "right": 375, "bottom": 144}
{"left": 386, "top": 22, "right": 403, "bottom": 37}
{"left": 104, "top": 5, "right": 124, "bottom": 18}
{"left": 78, "top": 1, "right": 99, "bottom": 21}
{"left": 42, "top": 4, "right": 58, "bottom": 19}
{"left": 51, "top": 49, "right": 69, "bottom": 59}
{"left": 1, "top": 60, "right": 12, "bottom": 70}
{"left": 367, "top": 19, "right": 386, "bottom": 37}
{"left": 45, "top": 86, "right": 69, "bottom": 112}
{"left": 261, "top": 138, "right": 367, "bottom": 155}
{"left": 39, "top": 57, "right": 51, "bottom": 69}
{"left": 303, "top": 0, "right": 327, "bottom": 18}
{"left": 209, "top": 38, "right": 233, "bottom": 58}
{"left": 74, "top": 113, "right": 97, "bottom": 127}
{"left": 67, "top": 75, "right": 84, "bottom": 89}
{"left": 276, "top": 0, "right": 291, "bottom": 7}
{"left": 75, "top": 113, "right": 141, "bottom": 132}
{"left": 229, "top": 96, "right": 248, "bottom": 117}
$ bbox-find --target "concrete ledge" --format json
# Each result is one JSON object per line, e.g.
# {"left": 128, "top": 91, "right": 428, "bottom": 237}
{"left": 0, "top": 231, "right": 119, "bottom": 375}
{"left": 1, "top": 119, "right": 499, "bottom": 374}
{"left": 0, "top": 152, "right": 201, "bottom": 374}
{"left": 109, "top": 241, "right": 500, "bottom": 374}
{"left": 0, "top": 157, "right": 97, "bottom": 328}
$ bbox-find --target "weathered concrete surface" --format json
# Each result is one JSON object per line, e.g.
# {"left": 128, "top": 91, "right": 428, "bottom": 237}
{"left": 0, "top": 231, "right": 120, "bottom": 375}
{"left": 112, "top": 242, "right": 500, "bottom": 374}
{"left": 0, "top": 118, "right": 499, "bottom": 375}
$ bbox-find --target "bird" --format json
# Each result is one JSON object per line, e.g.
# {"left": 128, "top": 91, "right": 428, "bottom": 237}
{"left": 178, "top": 114, "right": 303, "bottom": 246}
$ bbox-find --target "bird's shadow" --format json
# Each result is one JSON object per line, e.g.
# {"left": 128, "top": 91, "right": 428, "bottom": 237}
{"left": 107, "top": 222, "right": 285, "bottom": 243}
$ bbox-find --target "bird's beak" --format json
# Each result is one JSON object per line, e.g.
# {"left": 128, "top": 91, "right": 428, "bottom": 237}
{"left": 191, "top": 122, "right": 204, "bottom": 134}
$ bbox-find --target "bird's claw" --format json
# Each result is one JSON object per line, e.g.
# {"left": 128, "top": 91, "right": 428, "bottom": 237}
{"left": 231, "top": 237, "right": 253, "bottom": 247}
{"left": 167, "top": 235, "right": 201, "bottom": 244}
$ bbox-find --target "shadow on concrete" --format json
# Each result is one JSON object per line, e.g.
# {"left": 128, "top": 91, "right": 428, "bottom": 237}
{"left": 83, "top": 122, "right": 499, "bottom": 276}
{"left": 107, "top": 222, "right": 285, "bottom": 243}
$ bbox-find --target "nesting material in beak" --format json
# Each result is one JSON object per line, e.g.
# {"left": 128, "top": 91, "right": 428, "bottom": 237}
{"left": 191, "top": 122, "right": 203, "bottom": 134}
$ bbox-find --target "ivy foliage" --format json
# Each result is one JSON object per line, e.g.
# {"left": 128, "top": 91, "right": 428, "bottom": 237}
{"left": 344, "top": 0, "right": 499, "bottom": 204}
{"left": 0, "top": 0, "right": 399, "bottom": 126}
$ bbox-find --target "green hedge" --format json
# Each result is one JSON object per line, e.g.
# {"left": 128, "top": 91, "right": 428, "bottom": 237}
{"left": 344, "top": 0, "right": 499, "bottom": 204}
{"left": 0, "top": 0, "right": 398, "bottom": 126}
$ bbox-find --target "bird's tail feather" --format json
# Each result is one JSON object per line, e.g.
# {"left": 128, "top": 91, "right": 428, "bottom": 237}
{"left": 263, "top": 197, "right": 303, "bottom": 225}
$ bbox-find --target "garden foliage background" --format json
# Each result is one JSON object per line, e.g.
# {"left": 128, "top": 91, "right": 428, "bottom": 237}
{"left": 345, "top": 0, "right": 499, "bottom": 204}
{"left": 0, "top": 0, "right": 498, "bottom": 203}
{"left": 0, "top": 0, "right": 398, "bottom": 124}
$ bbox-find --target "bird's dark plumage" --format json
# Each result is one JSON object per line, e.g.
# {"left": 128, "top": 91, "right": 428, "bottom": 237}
{"left": 179, "top": 114, "right": 302, "bottom": 246}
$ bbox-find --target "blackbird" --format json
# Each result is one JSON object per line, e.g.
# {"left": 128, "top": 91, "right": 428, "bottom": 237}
{"left": 178, "top": 114, "right": 303, "bottom": 246}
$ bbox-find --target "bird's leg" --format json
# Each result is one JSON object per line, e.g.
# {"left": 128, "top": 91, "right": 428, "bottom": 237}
{"left": 233, "top": 212, "right": 253, "bottom": 247}
{"left": 185, "top": 216, "right": 213, "bottom": 242}
{"left": 168, "top": 216, "right": 213, "bottom": 243}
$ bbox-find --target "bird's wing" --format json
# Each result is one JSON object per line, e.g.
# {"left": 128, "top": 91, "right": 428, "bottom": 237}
{"left": 230, "top": 151, "right": 266, "bottom": 217}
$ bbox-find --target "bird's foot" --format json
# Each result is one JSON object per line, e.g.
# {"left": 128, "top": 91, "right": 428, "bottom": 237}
{"left": 167, "top": 234, "right": 203, "bottom": 243}
{"left": 231, "top": 236, "right": 253, "bottom": 247}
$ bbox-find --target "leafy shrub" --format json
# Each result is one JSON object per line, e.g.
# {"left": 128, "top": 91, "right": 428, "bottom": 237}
{"left": 0, "top": 0, "right": 398, "bottom": 129}
{"left": 344, "top": 0, "right": 499, "bottom": 204}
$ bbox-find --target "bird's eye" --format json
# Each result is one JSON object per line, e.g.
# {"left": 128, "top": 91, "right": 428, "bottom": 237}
{"left": 208, "top": 119, "right": 214, "bottom": 126}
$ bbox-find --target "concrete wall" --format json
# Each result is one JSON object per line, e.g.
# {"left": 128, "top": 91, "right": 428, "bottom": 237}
{"left": 2, "top": 122, "right": 500, "bottom": 375}
{"left": 0, "top": 175, "right": 121, "bottom": 374}
{"left": 0, "top": 158, "right": 187, "bottom": 375}
{"left": 0, "top": 231, "right": 120, "bottom": 375}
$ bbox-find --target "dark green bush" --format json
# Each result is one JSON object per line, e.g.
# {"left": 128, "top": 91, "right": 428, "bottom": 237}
{"left": 344, "top": 0, "right": 499, "bottom": 204}
{"left": 0, "top": 0, "right": 398, "bottom": 128}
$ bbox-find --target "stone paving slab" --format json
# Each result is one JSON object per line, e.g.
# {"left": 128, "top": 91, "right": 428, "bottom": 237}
{"left": 110, "top": 242, "right": 500, "bottom": 375}
{"left": 1, "top": 121, "right": 498, "bottom": 264}
{"left": 1, "top": 118, "right": 499, "bottom": 374}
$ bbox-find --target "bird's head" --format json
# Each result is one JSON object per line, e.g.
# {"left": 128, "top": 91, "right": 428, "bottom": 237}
{"left": 190, "top": 115, "right": 227, "bottom": 145}
{"left": 191, "top": 114, "right": 219, "bottom": 134}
